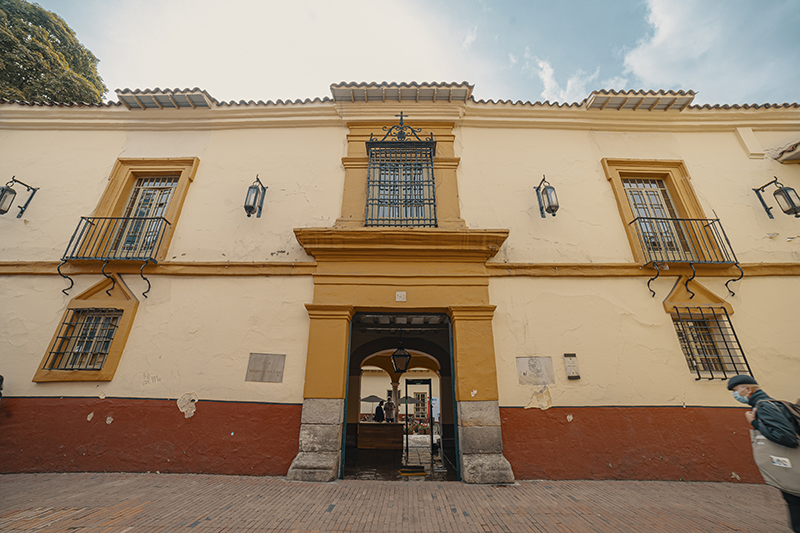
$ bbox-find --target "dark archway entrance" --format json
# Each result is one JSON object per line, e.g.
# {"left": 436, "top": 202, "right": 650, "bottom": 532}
{"left": 342, "top": 312, "right": 458, "bottom": 480}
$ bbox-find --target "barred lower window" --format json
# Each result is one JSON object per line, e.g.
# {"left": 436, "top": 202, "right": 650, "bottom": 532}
{"left": 672, "top": 306, "right": 752, "bottom": 380}
{"left": 43, "top": 308, "right": 123, "bottom": 371}
{"left": 365, "top": 142, "right": 437, "bottom": 227}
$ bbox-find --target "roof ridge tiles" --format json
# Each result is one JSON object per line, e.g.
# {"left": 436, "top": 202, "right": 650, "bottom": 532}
{"left": 0, "top": 98, "right": 119, "bottom": 107}
{"left": 470, "top": 97, "right": 587, "bottom": 107}
{"left": 214, "top": 96, "right": 333, "bottom": 107}
{"left": 331, "top": 81, "right": 474, "bottom": 88}
{"left": 590, "top": 88, "right": 697, "bottom": 96}
{"left": 689, "top": 102, "right": 800, "bottom": 109}
{"left": 115, "top": 87, "right": 210, "bottom": 94}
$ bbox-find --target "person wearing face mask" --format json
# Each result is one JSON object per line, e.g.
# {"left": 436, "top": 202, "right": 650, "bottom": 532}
{"left": 727, "top": 375, "right": 800, "bottom": 532}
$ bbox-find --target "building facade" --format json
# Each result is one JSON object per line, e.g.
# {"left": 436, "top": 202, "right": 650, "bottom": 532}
{"left": 1, "top": 83, "right": 799, "bottom": 484}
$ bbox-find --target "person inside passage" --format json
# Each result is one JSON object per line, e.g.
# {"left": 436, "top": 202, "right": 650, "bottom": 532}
{"left": 728, "top": 375, "right": 800, "bottom": 532}
{"left": 374, "top": 400, "right": 385, "bottom": 423}
{"left": 385, "top": 396, "right": 396, "bottom": 423}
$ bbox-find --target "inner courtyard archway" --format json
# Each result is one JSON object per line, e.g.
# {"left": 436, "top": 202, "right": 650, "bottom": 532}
{"left": 343, "top": 313, "right": 457, "bottom": 480}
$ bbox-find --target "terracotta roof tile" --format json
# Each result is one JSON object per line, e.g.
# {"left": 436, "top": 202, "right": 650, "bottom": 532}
{"left": 0, "top": 98, "right": 119, "bottom": 107}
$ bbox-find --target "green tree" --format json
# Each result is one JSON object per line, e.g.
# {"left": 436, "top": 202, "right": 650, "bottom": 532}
{"left": 0, "top": 0, "right": 106, "bottom": 103}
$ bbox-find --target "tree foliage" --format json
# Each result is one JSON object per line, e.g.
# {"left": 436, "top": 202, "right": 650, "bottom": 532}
{"left": 0, "top": 0, "right": 107, "bottom": 103}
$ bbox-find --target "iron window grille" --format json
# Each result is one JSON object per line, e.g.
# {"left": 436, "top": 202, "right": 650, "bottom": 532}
{"left": 43, "top": 308, "right": 123, "bottom": 371}
{"left": 365, "top": 113, "right": 437, "bottom": 227}
{"left": 672, "top": 306, "right": 752, "bottom": 380}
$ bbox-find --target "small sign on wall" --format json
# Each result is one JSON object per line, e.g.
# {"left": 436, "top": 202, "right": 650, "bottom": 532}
{"left": 516, "top": 357, "right": 555, "bottom": 385}
{"left": 245, "top": 353, "right": 286, "bottom": 383}
{"left": 563, "top": 353, "right": 581, "bottom": 380}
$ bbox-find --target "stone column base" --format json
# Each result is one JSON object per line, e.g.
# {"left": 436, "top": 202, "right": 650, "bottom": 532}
{"left": 457, "top": 400, "right": 515, "bottom": 484}
{"left": 286, "top": 452, "right": 340, "bottom": 482}
{"left": 461, "top": 454, "right": 515, "bottom": 484}
{"left": 286, "top": 398, "right": 344, "bottom": 482}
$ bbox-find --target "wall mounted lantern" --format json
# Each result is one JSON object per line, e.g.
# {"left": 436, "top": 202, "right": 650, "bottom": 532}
{"left": 244, "top": 175, "right": 267, "bottom": 218}
{"left": 0, "top": 177, "right": 39, "bottom": 218}
{"left": 535, "top": 175, "right": 559, "bottom": 218}
{"left": 390, "top": 340, "right": 412, "bottom": 374}
{"left": 753, "top": 177, "right": 800, "bottom": 218}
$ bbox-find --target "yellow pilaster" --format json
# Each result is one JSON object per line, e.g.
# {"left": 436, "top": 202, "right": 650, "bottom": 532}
{"left": 303, "top": 304, "right": 354, "bottom": 399}
{"left": 449, "top": 305, "right": 500, "bottom": 402}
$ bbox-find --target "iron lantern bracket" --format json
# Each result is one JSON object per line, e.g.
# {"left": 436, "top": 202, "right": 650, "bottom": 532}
{"left": 5, "top": 177, "right": 39, "bottom": 218}
{"left": 753, "top": 176, "right": 800, "bottom": 219}
{"left": 753, "top": 177, "right": 780, "bottom": 219}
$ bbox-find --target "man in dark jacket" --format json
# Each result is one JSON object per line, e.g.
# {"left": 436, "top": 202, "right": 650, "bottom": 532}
{"left": 728, "top": 375, "right": 799, "bottom": 532}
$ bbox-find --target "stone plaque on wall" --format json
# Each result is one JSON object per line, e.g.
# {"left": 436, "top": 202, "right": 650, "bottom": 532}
{"left": 516, "top": 356, "right": 555, "bottom": 385}
{"left": 245, "top": 353, "right": 286, "bottom": 383}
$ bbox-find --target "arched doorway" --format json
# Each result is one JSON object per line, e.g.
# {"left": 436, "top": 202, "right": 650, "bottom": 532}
{"left": 343, "top": 312, "right": 458, "bottom": 480}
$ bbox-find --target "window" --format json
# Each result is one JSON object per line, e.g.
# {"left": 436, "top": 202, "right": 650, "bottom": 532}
{"left": 43, "top": 308, "right": 122, "bottom": 371}
{"left": 672, "top": 306, "right": 752, "bottom": 380}
{"left": 365, "top": 143, "right": 437, "bottom": 227}
{"left": 111, "top": 176, "right": 179, "bottom": 257}
{"left": 603, "top": 159, "right": 736, "bottom": 266}
{"left": 34, "top": 274, "right": 138, "bottom": 382}
{"left": 63, "top": 158, "right": 199, "bottom": 263}
{"left": 623, "top": 178, "right": 688, "bottom": 257}
{"left": 414, "top": 392, "right": 427, "bottom": 419}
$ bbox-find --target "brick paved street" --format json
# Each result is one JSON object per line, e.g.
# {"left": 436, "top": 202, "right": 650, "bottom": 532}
{"left": 0, "top": 473, "right": 790, "bottom": 532}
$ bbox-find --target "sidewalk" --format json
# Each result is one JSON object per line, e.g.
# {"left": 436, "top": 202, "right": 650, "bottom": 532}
{"left": 0, "top": 472, "right": 789, "bottom": 532}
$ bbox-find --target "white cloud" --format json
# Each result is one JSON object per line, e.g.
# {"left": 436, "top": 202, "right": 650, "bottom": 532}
{"left": 53, "top": 0, "right": 502, "bottom": 103}
{"left": 622, "top": 0, "right": 798, "bottom": 103}
{"left": 600, "top": 76, "right": 629, "bottom": 90}
{"left": 509, "top": 53, "right": 518, "bottom": 66}
{"left": 463, "top": 25, "right": 478, "bottom": 49}
{"left": 535, "top": 59, "right": 598, "bottom": 103}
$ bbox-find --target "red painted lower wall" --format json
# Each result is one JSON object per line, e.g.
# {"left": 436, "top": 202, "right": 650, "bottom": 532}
{"left": 500, "top": 406, "right": 763, "bottom": 483}
{"left": 0, "top": 397, "right": 301, "bottom": 476}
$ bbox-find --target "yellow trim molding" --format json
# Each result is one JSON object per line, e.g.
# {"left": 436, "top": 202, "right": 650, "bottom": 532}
{"left": 663, "top": 276, "right": 734, "bottom": 314}
{"left": 3, "top": 260, "right": 800, "bottom": 277}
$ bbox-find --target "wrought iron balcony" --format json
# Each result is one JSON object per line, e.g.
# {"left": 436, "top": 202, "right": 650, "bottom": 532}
{"left": 59, "top": 216, "right": 171, "bottom": 297}
{"left": 628, "top": 217, "right": 742, "bottom": 296}
{"left": 63, "top": 216, "right": 170, "bottom": 261}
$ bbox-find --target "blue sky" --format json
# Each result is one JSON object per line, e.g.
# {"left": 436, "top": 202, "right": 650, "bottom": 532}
{"left": 35, "top": 0, "right": 800, "bottom": 105}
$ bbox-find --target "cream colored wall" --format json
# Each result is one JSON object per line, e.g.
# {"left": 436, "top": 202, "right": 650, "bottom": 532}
{"left": 456, "top": 127, "right": 634, "bottom": 264}
{"left": 359, "top": 369, "right": 439, "bottom": 415}
{"left": 0, "top": 275, "right": 313, "bottom": 403}
{"left": 0, "top": 130, "right": 128, "bottom": 261}
{"left": 165, "top": 127, "right": 347, "bottom": 263}
{"left": 490, "top": 276, "right": 800, "bottom": 409}
{"left": 456, "top": 126, "right": 800, "bottom": 264}
{"left": 0, "top": 126, "right": 348, "bottom": 263}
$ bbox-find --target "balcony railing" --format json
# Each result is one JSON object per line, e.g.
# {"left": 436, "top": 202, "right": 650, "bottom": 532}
{"left": 59, "top": 216, "right": 171, "bottom": 297}
{"left": 63, "top": 216, "right": 170, "bottom": 262}
{"left": 629, "top": 217, "right": 742, "bottom": 297}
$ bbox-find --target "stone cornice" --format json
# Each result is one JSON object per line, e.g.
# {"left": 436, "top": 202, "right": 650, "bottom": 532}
{"left": 293, "top": 228, "right": 509, "bottom": 263}
{"left": 4, "top": 98, "right": 798, "bottom": 132}
{"left": 0, "top": 103, "right": 343, "bottom": 130}
{"left": 462, "top": 103, "right": 800, "bottom": 132}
